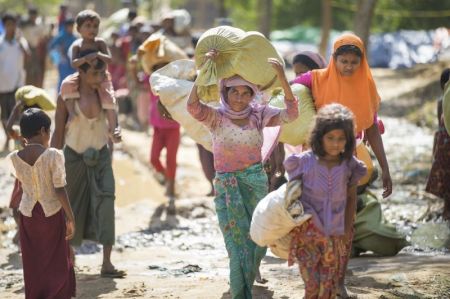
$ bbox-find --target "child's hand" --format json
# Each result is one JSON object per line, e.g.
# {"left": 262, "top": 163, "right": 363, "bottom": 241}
{"left": 110, "top": 126, "right": 122, "bottom": 143}
{"left": 268, "top": 58, "right": 286, "bottom": 78}
{"left": 84, "top": 52, "right": 98, "bottom": 65}
{"left": 65, "top": 219, "right": 75, "bottom": 240}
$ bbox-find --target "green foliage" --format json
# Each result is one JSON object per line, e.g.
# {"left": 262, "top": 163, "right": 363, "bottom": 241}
{"left": 333, "top": 0, "right": 450, "bottom": 32}
{"left": 0, "top": 0, "right": 61, "bottom": 16}
{"left": 224, "top": 0, "right": 259, "bottom": 30}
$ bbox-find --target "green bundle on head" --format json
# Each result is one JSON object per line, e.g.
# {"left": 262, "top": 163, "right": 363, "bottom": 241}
{"left": 15, "top": 86, "right": 55, "bottom": 111}
{"left": 194, "top": 26, "right": 284, "bottom": 102}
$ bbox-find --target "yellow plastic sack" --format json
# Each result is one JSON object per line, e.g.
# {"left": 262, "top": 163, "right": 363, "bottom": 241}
{"left": 15, "top": 85, "right": 55, "bottom": 111}
{"left": 443, "top": 80, "right": 450, "bottom": 135}
{"left": 269, "top": 84, "right": 316, "bottom": 146}
{"left": 150, "top": 59, "right": 213, "bottom": 151}
{"left": 138, "top": 33, "right": 188, "bottom": 74}
{"left": 195, "top": 26, "right": 284, "bottom": 102}
{"left": 356, "top": 143, "right": 374, "bottom": 186}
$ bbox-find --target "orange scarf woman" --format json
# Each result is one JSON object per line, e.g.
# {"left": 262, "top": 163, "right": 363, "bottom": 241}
{"left": 292, "top": 33, "right": 392, "bottom": 298}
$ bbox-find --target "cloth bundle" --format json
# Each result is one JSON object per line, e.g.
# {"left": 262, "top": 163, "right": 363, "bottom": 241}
{"left": 150, "top": 59, "right": 213, "bottom": 151}
{"left": 250, "top": 180, "right": 311, "bottom": 259}
{"left": 443, "top": 80, "right": 450, "bottom": 135}
{"left": 138, "top": 33, "right": 188, "bottom": 74}
{"left": 353, "top": 191, "right": 409, "bottom": 256}
{"left": 194, "top": 26, "right": 284, "bottom": 102}
{"left": 269, "top": 84, "right": 316, "bottom": 146}
{"left": 15, "top": 85, "right": 55, "bottom": 110}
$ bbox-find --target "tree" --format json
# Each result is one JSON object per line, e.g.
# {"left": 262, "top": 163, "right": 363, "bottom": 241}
{"left": 258, "top": 0, "right": 272, "bottom": 37}
{"left": 319, "top": 0, "right": 332, "bottom": 57}
{"left": 353, "top": 0, "right": 378, "bottom": 49}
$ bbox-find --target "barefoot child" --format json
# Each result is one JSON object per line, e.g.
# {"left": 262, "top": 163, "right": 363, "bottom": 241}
{"left": 61, "top": 10, "right": 118, "bottom": 139}
{"left": 285, "top": 104, "right": 367, "bottom": 299}
{"left": 188, "top": 56, "right": 298, "bottom": 299}
{"left": 149, "top": 64, "right": 181, "bottom": 208}
{"left": 7, "top": 108, "right": 76, "bottom": 298}
{"left": 292, "top": 34, "right": 391, "bottom": 297}
{"left": 5, "top": 85, "right": 56, "bottom": 248}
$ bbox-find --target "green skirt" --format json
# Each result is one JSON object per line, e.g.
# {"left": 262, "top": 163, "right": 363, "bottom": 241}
{"left": 214, "top": 163, "right": 268, "bottom": 299}
{"left": 64, "top": 145, "right": 115, "bottom": 246}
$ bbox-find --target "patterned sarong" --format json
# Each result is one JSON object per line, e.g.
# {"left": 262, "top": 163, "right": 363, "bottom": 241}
{"left": 214, "top": 163, "right": 268, "bottom": 299}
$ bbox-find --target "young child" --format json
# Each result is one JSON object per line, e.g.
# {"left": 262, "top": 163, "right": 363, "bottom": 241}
{"left": 7, "top": 108, "right": 76, "bottom": 298}
{"left": 285, "top": 103, "right": 367, "bottom": 299}
{"left": 149, "top": 64, "right": 181, "bottom": 209}
{"left": 187, "top": 55, "right": 298, "bottom": 299}
{"left": 266, "top": 51, "right": 328, "bottom": 191}
{"left": 60, "top": 10, "right": 118, "bottom": 139}
{"left": 426, "top": 68, "right": 450, "bottom": 220}
{"left": 6, "top": 85, "right": 56, "bottom": 247}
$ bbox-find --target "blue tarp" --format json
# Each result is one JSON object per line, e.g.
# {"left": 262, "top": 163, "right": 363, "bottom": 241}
{"left": 369, "top": 30, "right": 437, "bottom": 69}
{"left": 271, "top": 26, "right": 446, "bottom": 69}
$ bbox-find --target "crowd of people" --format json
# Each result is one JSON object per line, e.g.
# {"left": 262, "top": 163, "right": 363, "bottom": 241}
{"left": 1, "top": 4, "right": 449, "bottom": 299}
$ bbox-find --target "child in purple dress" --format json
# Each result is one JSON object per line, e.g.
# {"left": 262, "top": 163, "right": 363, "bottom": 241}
{"left": 284, "top": 103, "right": 367, "bottom": 299}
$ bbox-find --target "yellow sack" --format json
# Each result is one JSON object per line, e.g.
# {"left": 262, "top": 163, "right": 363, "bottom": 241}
{"left": 356, "top": 143, "right": 374, "bottom": 186}
{"left": 269, "top": 84, "right": 316, "bottom": 146}
{"left": 195, "top": 26, "right": 284, "bottom": 102}
{"left": 15, "top": 85, "right": 55, "bottom": 111}
{"left": 138, "top": 33, "right": 188, "bottom": 74}
{"left": 150, "top": 60, "right": 213, "bottom": 151}
{"left": 443, "top": 80, "right": 450, "bottom": 135}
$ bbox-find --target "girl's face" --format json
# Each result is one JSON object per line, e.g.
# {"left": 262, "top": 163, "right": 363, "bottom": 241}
{"left": 293, "top": 62, "right": 310, "bottom": 76}
{"left": 78, "top": 19, "right": 99, "bottom": 40}
{"left": 322, "top": 129, "right": 346, "bottom": 158}
{"left": 226, "top": 85, "right": 254, "bottom": 112}
{"left": 334, "top": 52, "right": 361, "bottom": 76}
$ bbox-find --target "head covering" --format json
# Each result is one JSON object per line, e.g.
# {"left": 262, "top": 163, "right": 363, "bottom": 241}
{"left": 293, "top": 51, "right": 327, "bottom": 70}
{"left": 219, "top": 75, "right": 259, "bottom": 120}
{"left": 311, "top": 33, "right": 380, "bottom": 132}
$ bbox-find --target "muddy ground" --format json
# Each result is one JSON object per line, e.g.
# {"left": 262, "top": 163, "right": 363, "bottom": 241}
{"left": 1, "top": 62, "right": 450, "bottom": 298}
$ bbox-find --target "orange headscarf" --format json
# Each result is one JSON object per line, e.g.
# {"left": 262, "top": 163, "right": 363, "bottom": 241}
{"left": 311, "top": 33, "right": 380, "bottom": 132}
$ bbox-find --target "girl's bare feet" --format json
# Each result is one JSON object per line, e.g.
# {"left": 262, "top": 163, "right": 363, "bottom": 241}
{"left": 337, "top": 283, "right": 357, "bottom": 298}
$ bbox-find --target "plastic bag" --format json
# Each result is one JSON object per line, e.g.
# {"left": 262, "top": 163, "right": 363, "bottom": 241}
{"left": 250, "top": 180, "right": 311, "bottom": 250}
{"left": 150, "top": 59, "right": 213, "bottom": 151}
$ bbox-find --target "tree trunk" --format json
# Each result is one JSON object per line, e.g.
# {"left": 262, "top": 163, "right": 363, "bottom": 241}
{"left": 319, "top": 0, "right": 332, "bottom": 58}
{"left": 258, "top": 0, "right": 272, "bottom": 38}
{"left": 353, "top": 0, "right": 378, "bottom": 50}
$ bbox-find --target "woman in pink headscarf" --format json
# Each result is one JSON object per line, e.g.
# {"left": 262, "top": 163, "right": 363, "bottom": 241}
{"left": 187, "top": 57, "right": 298, "bottom": 299}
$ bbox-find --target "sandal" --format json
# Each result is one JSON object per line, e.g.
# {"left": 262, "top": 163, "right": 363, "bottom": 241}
{"left": 100, "top": 267, "right": 127, "bottom": 278}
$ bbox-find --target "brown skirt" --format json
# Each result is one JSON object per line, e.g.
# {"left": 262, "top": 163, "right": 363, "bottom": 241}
{"left": 19, "top": 203, "right": 76, "bottom": 299}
